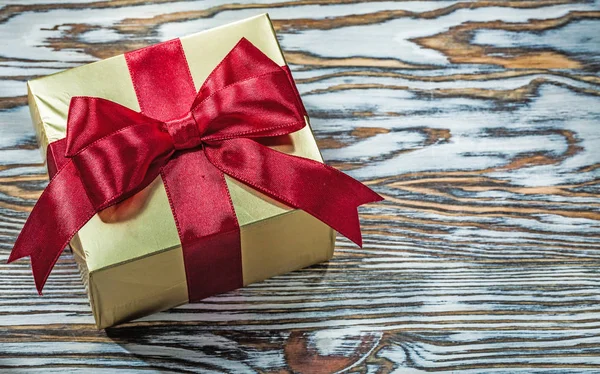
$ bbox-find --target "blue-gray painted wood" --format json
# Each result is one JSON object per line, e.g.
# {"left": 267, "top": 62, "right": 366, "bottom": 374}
{"left": 1, "top": 0, "right": 599, "bottom": 372}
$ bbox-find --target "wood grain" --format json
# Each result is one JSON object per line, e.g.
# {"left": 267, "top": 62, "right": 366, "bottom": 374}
{"left": 1, "top": 0, "right": 599, "bottom": 372}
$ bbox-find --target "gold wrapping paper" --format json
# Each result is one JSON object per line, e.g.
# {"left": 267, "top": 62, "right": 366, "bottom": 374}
{"left": 27, "top": 14, "right": 335, "bottom": 329}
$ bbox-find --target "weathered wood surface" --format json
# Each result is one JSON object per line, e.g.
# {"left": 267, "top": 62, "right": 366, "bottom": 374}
{"left": 1, "top": 0, "right": 600, "bottom": 372}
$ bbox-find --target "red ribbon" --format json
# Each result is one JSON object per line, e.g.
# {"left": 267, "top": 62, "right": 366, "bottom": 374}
{"left": 8, "top": 38, "right": 383, "bottom": 299}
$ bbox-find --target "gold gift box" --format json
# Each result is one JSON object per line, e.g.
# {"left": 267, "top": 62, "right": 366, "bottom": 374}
{"left": 27, "top": 14, "right": 335, "bottom": 329}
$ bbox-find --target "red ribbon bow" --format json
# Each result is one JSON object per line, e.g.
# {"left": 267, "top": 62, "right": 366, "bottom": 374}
{"left": 8, "top": 38, "right": 382, "bottom": 299}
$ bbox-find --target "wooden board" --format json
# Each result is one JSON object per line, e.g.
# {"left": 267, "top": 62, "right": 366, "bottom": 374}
{"left": 1, "top": 0, "right": 600, "bottom": 372}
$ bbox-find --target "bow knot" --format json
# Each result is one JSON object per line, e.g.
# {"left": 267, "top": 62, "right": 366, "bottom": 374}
{"left": 165, "top": 111, "right": 202, "bottom": 150}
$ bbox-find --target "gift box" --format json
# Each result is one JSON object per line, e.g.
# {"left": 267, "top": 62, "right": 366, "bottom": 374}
{"left": 10, "top": 14, "right": 381, "bottom": 329}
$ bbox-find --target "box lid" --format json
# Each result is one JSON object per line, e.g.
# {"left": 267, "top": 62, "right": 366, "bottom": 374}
{"left": 27, "top": 14, "right": 324, "bottom": 273}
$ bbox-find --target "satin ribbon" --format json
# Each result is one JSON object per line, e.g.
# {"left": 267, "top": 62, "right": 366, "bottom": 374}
{"left": 8, "top": 37, "right": 383, "bottom": 299}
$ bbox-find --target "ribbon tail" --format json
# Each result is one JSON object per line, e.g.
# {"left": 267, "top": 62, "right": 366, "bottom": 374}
{"left": 7, "top": 161, "right": 96, "bottom": 294}
{"left": 206, "top": 138, "right": 383, "bottom": 247}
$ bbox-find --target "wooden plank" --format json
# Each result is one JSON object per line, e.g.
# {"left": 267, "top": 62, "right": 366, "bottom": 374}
{"left": 1, "top": 0, "right": 599, "bottom": 372}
